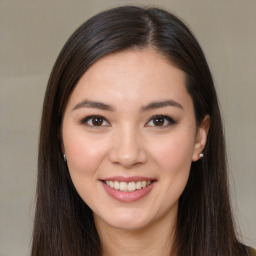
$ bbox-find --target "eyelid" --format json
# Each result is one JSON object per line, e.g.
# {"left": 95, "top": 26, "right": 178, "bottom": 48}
{"left": 80, "top": 115, "right": 110, "bottom": 127}
{"left": 79, "top": 114, "right": 176, "bottom": 128}
{"left": 145, "top": 115, "right": 177, "bottom": 127}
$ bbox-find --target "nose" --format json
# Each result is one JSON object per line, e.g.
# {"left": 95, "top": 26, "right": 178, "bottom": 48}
{"left": 108, "top": 126, "right": 147, "bottom": 168}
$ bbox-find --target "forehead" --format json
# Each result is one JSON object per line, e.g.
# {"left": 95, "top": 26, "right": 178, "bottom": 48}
{"left": 66, "top": 48, "right": 192, "bottom": 110}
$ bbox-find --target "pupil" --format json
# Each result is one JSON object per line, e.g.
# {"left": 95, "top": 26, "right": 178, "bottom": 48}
{"left": 153, "top": 117, "right": 164, "bottom": 126}
{"left": 92, "top": 117, "right": 103, "bottom": 126}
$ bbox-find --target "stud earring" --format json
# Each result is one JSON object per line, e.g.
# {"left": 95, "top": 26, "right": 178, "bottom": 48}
{"left": 63, "top": 154, "right": 67, "bottom": 162}
{"left": 199, "top": 153, "right": 204, "bottom": 158}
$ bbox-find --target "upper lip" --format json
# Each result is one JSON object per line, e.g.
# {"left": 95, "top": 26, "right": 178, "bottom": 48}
{"left": 101, "top": 176, "right": 156, "bottom": 182}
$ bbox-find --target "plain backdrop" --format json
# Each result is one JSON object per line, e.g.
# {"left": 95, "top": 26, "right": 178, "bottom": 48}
{"left": 0, "top": 1, "right": 255, "bottom": 255}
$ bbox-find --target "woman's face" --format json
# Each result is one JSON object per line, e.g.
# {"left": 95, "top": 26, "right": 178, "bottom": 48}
{"left": 62, "top": 48, "right": 208, "bottom": 231}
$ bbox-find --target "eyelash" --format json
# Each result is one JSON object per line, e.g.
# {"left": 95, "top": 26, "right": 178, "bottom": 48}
{"left": 146, "top": 115, "right": 177, "bottom": 127}
{"left": 80, "top": 115, "right": 110, "bottom": 127}
{"left": 80, "top": 115, "right": 177, "bottom": 128}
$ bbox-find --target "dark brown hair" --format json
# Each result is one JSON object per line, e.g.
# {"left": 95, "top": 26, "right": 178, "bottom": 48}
{"left": 32, "top": 6, "right": 244, "bottom": 256}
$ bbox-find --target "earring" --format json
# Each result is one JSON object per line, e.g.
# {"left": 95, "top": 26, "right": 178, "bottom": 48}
{"left": 63, "top": 154, "right": 67, "bottom": 162}
{"left": 199, "top": 153, "right": 204, "bottom": 158}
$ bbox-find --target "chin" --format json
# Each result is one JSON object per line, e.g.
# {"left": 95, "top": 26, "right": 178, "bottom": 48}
{"left": 94, "top": 208, "right": 152, "bottom": 231}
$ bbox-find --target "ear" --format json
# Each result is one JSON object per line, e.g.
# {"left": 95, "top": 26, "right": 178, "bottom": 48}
{"left": 192, "top": 115, "right": 210, "bottom": 162}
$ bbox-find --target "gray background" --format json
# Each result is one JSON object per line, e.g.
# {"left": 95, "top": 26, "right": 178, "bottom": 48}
{"left": 0, "top": 0, "right": 255, "bottom": 255}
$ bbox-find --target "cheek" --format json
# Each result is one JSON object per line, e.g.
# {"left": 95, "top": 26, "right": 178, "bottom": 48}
{"left": 152, "top": 134, "right": 193, "bottom": 204}
{"left": 63, "top": 130, "right": 108, "bottom": 177}
{"left": 64, "top": 133, "right": 109, "bottom": 204}
{"left": 149, "top": 130, "right": 195, "bottom": 199}
{"left": 151, "top": 132, "right": 195, "bottom": 170}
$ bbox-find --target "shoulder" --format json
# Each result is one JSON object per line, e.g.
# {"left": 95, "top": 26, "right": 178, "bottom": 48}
{"left": 246, "top": 246, "right": 256, "bottom": 256}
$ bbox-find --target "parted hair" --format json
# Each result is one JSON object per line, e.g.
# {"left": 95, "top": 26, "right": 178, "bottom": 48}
{"left": 31, "top": 6, "right": 244, "bottom": 256}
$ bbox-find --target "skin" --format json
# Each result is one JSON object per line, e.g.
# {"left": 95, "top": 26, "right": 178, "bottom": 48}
{"left": 62, "top": 48, "right": 209, "bottom": 256}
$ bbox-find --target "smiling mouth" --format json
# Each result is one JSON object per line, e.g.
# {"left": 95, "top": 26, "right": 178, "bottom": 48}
{"left": 103, "top": 180, "right": 154, "bottom": 192}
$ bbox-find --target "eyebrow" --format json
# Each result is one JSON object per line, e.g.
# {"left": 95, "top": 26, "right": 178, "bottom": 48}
{"left": 140, "top": 100, "right": 183, "bottom": 111}
{"left": 72, "top": 99, "right": 183, "bottom": 112}
{"left": 72, "top": 100, "right": 115, "bottom": 111}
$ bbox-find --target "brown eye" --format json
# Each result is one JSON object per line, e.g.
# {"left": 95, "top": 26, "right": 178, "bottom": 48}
{"left": 81, "top": 115, "right": 109, "bottom": 127}
{"left": 91, "top": 116, "right": 104, "bottom": 126}
{"left": 153, "top": 117, "right": 165, "bottom": 126}
{"left": 146, "top": 115, "right": 176, "bottom": 127}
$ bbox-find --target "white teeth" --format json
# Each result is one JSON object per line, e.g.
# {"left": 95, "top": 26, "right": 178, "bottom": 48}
{"left": 136, "top": 181, "right": 142, "bottom": 189}
{"left": 114, "top": 181, "right": 119, "bottom": 190}
{"left": 104, "top": 180, "right": 153, "bottom": 192}
{"left": 128, "top": 182, "right": 136, "bottom": 192}
{"left": 120, "top": 182, "right": 128, "bottom": 191}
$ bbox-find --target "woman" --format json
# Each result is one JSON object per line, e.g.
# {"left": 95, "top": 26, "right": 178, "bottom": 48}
{"left": 31, "top": 6, "right": 255, "bottom": 256}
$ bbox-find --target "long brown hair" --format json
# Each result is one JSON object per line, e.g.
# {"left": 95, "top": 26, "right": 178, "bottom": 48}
{"left": 32, "top": 6, "right": 244, "bottom": 256}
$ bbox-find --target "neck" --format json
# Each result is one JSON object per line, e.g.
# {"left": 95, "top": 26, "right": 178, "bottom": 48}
{"left": 95, "top": 214, "right": 177, "bottom": 256}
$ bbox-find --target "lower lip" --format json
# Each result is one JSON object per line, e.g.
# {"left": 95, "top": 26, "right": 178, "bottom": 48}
{"left": 101, "top": 181, "right": 154, "bottom": 202}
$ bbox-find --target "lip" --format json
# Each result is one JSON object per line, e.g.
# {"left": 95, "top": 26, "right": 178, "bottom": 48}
{"left": 100, "top": 176, "right": 156, "bottom": 203}
{"left": 102, "top": 176, "right": 155, "bottom": 182}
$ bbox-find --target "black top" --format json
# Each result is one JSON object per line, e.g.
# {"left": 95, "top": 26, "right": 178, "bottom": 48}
{"left": 246, "top": 246, "right": 256, "bottom": 256}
